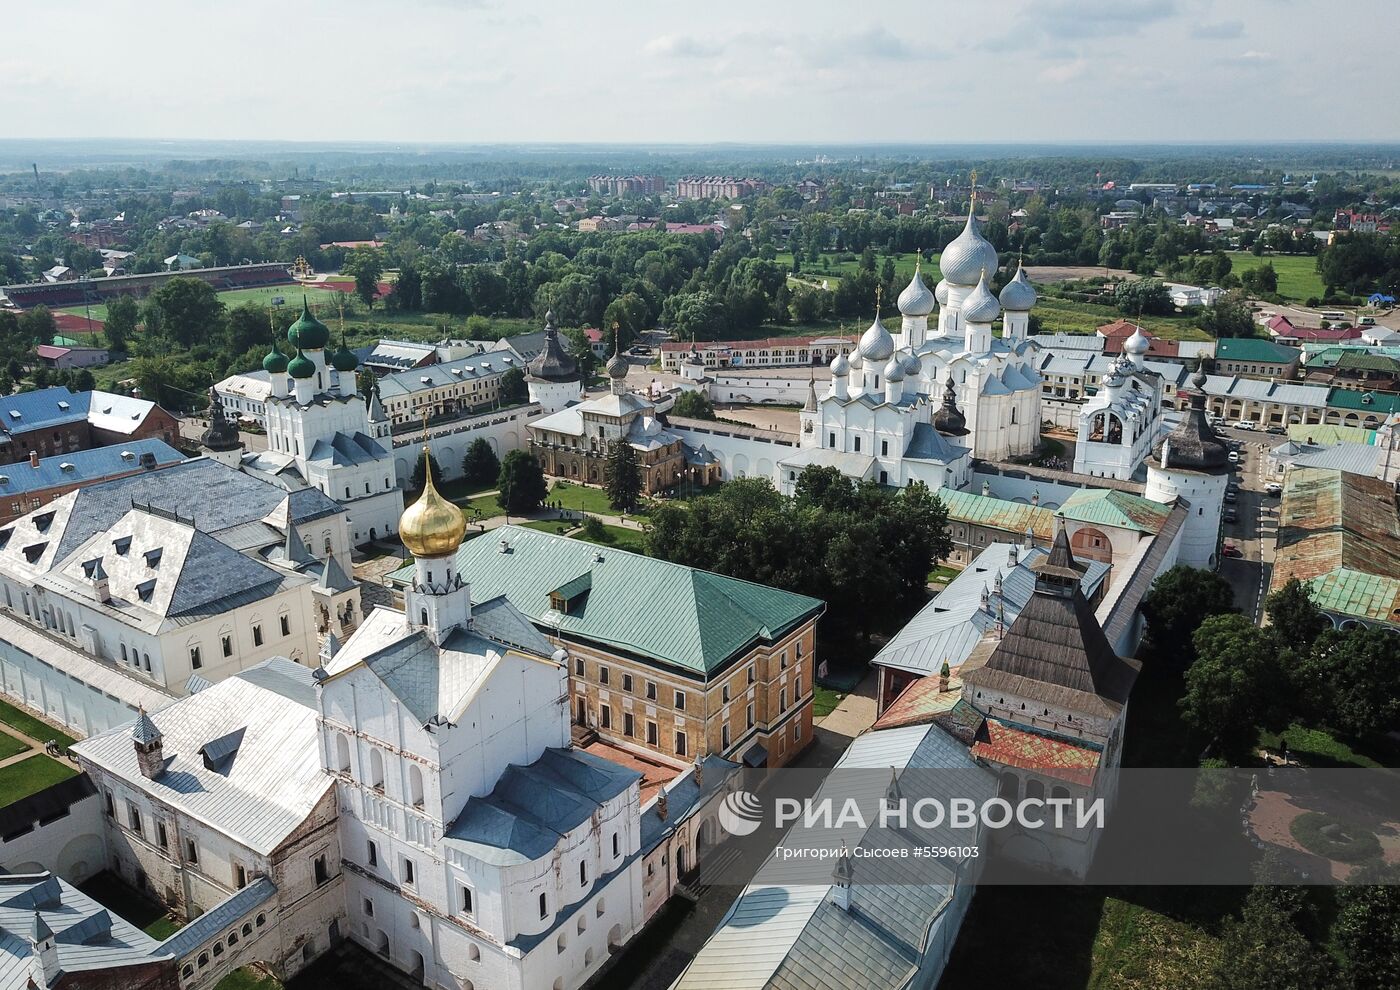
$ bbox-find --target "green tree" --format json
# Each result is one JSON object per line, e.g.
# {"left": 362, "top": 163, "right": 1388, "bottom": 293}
{"left": 410, "top": 451, "right": 445, "bottom": 492}
{"left": 1113, "top": 277, "right": 1172, "bottom": 316}
{"left": 603, "top": 292, "right": 649, "bottom": 352}
{"left": 104, "top": 295, "right": 139, "bottom": 351}
{"left": 146, "top": 277, "right": 225, "bottom": 348}
{"left": 461, "top": 438, "right": 500, "bottom": 488}
{"left": 666, "top": 290, "right": 727, "bottom": 341}
{"left": 561, "top": 326, "right": 599, "bottom": 380}
{"left": 1182, "top": 615, "right": 1291, "bottom": 761}
{"left": 1209, "top": 882, "right": 1334, "bottom": 990}
{"left": 1302, "top": 625, "right": 1400, "bottom": 740}
{"left": 1334, "top": 863, "right": 1400, "bottom": 989}
{"left": 17, "top": 306, "right": 56, "bottom": 345}
{"left": 1264, "top": 578, "right": 1329, "bottom": 654}
{"left": 603, "top": 440, "right": 643, "bottom": 512}
{"left": 671, "top": 391, "right": 716, "bottom": 420}
{"left": 498, "top": 366, "right": 528, "bottom": 405}
{"left": 1140, "top": 565, "right": 1238, "bottom": 664}
{"left": 1198, "top": 289, "right": 1256, "bottom": 339}
{"left": 1240, "top": 262, "right": 1279, "bottom": 296}
{"left": 789, "top": 285, "right": 831, "bottom": 324}
{"left": 496, "top": 450, "right": 547, "bottom": 513}
{"left": 343, "top": 247, "right": 384, "bottom": 310}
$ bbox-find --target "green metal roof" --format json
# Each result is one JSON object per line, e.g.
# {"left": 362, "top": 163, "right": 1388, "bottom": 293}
{"left": 1215, "top": 336, "right": 1301, "bottom": 365}
{"left": 1055, "top": 488, "right": 1171, "bottom": 534}
{"left": 940, "top": 488, "right": 1055, "bottom": 541}
{"left": 392, "top": 525, "right": 824, "bottom": 676}
{"left": 1325, "top": 388, "right": 1400, "bottom": 414}
{"left": 1286, "top": 423, "right": 1377, "bottom": 446}
{"left": 1333, "top": 351, "right": 1400, "bottom": 374}
{"left": 1272, "top": 467, "right": 1400, "bottom": 623}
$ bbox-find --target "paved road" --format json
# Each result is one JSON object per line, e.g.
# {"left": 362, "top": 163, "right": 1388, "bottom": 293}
{"left": 1213, "top": 425, "right": 1281, "bottom": 622}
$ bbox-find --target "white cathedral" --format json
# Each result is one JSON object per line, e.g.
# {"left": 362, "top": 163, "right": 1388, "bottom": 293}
{"left": 239, "top": 300, "right": 404, "bottom": 545}
{"left": 794, "top": 203, "right": 1043, "bottom": 489}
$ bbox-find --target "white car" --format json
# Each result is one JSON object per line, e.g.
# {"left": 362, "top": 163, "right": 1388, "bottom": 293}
{"left": 1228, "top": 451, "right": 1240, "bottom": 464}
{"left": 1265, "top": 482, "right": 1283, "bottom": 496}
{"left": 1233, "top": 420, "right": 1256, "bottom": 430}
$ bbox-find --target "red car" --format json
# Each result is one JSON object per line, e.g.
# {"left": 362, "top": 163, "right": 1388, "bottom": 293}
{"left": 1222, "top": 542, "right": 1243, "bottom": 558}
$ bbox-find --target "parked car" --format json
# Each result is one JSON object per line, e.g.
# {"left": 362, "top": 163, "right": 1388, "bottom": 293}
{"left": 1227, "top": 482, "right": 1240, "bottom": 493}
{"left": 1266, "top": 425, "right": 1286, "bottom": 435}
{"left": 1234, "top": 420, "right": 1256, "bottom": 430}
{"left": 1222, "top": 542, "right": 1243, "bottom": 558}
{"left": 1228, "top": 450, "right": 1240, "bottom": 463}
{"left": 1224, "top": 509, "right": 1238, "bottom": 523}
{"left": 1225, "top": 491, "right": 1238, "bottom": 503}
{"left": 1265, "top": 482, "right": 1283, "bottom": 496}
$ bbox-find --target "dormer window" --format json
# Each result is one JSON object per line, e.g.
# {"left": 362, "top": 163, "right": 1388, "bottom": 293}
{"left": 144, "top": 548, "right": 163, "bottom": 568}
{"left": 137, "top": 579, "right": 156, "bottom": 602}
{"left": 22, "top": 542, "right": 46, "bottom": 564}
{"left": 113, "top": 536, "right": 132, "bottom": 555}
{"left": 0, "top": 528, "right": 10, "bottom": 550}
{"left": 33, "top": 511, "right": 55, "bottom": 534}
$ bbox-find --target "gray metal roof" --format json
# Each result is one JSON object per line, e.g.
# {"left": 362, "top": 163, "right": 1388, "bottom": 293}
{"left": 0, "top": 439, "right": 183, "bottom": 497}
{"left": 0, "top": 873, "right": 165, "bottom": 988}
{"left": 307, "top": 431, "right": 389, "bottom": 467}
{"left": 71, "top": 660, "right": 332, "bottom": 856}
{"left": 155, "top": 878, "right": 275, "bottom": 959}
{"left": 640, "top": 754, "right": 741, "bottom": 854}
{"left": 446, "top": 747, "right": 639, "bottom": 867}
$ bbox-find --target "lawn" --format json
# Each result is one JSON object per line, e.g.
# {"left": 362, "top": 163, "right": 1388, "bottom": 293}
{"left": 1225, "top": 252, "right": 1325, "bottom": 302}
{"left": 436, "top": 478, "right": 495, "bottom": 502}
{"left": 216, "top": 967, "right": 285, "bottom": 990}
{"left": 0, "top": 754, "right": 77, "bottom": 807}
{"left": 518, "top": 519, "right": 575, "bottom": 535}
{"left": 927, "top": 564, "right": 961, "bottom": 586}
{"left": 0, "top": 731, "right": 31, "bottom": 761}
{"left": 572, "top": 523, "right": 648, "bottom": 553}
{"left": 550, "top": 480, "right": 650, "bottom": 518}
{"left": 1257, "top": 722, "right": 1393, "bottom": 769}
{"left": 0, "top": 698, "right": 77, "bottom": 749}
{"left": 776, "top": 251, "right": 942, "bottom": 289}
{"left": 813, "top": 685, "right": 846, "bottom": 719}
{"left": 1033, "top": 296, "right": 1212, "bottom": 341}
{"left": 79, "top": 871, "right": 181, "bottom": 940}
{"left": 458, "top": 492, "right": 504, "bottom": 522}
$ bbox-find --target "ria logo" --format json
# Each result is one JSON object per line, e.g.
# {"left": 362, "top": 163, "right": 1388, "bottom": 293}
{"left": 718, "top": 790, "right": 764, "bottom": 837}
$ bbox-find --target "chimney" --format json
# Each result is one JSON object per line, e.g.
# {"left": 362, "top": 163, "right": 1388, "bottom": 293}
{"left": 655, "top": 790, "right": 668, "bottom": 822}
{"left": 938, "top": 659, "right": 951, "bottom": 692}
{"left": 692, "top": 754, "right": 704, "bottom": 789}
{"left": 831, "top": 842, "right": 854, "bottom": 911}
{"left": 91, "top": 559, "right": 109, "bottom": 604}
{"left": 132, "top": 708, "right": 164, "bottom": 779}
{"left": 29, "top": 451, "right": 39, "bottom": 469}
{"left": 29, "top": 912, "right": 59, "bottom": 989}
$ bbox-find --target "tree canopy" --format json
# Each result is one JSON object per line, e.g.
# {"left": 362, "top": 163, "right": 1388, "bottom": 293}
{"left": 496, "top": 450, "right": 548, "bottom": 513}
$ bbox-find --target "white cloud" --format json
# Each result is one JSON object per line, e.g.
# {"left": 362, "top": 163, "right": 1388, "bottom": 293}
{"left": 1031, "top": 0, "right": 1177, "bottom": 39}
{"left": 1190, "top": 20, "right": 1245, "bottom": 39}
{"left": 644, "top": 34, "right": 722, "bottom": 58}
{"left": 1039, "top": 58, "right": 1090, "bottom": 83}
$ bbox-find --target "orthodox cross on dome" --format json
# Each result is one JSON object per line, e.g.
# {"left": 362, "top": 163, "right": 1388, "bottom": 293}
{"left": 874, "top": 284, "right": 882, "bottom": 320}
{"left": 969, "top": 169, "right": 979, "bottom": 207}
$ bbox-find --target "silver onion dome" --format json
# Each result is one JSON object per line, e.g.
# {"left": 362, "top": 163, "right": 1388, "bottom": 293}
{"left": 961, "top": 271, "right": 1001, "bottom": 324}
{"left": 939, "top": 210, "right": 1000, "bottom": 286}
{"left": 998, "top": 263, "right": 1038, "bottom": 312}
{"left": 897, "top": 264, "right": 935, "bottom": 317}
{"left": 857, "top": 316, "right": 895, "bottom": 363}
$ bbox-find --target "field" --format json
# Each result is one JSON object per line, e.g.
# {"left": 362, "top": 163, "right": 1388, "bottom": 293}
{"left": 1034, "top": 296, "right": 1212, "bottom": 341}
{"left": 0, "top": 698, "right": 77, "bottom": 749}
{"left": 1225, "top": 252, "right": 1326, "bottom": 302}
{"left": 549, "top": 480, "right": 651, "bottom": 518}
{"left": 572, "top": 523, "right": 648, "bottom": 552}
{"left": 0, "top": 753, "right": 78, "bottom": 806}
{"left": 776, "top": 250, "right": 941, "bottom": 289}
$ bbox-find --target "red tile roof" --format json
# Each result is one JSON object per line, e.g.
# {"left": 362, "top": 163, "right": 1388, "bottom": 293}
{"left": 969, "top": 720, "right": 1102, "bottom": 787}
{"left": 1098, "top": 320, "right": 1179, "bottom": 357}
{"left": 872, "top": 673, "right": 963, "bottom": 731}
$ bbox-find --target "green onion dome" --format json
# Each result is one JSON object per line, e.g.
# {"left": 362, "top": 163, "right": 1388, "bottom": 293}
{"left": 331, "top": 341, "right": 359, "bottom": 373}
{"left": 287, "top": 298, "right": 330, "bottom": 350}
{"left": 288, "top": 348, "right": 316, "bottom": 380}
{"left": 262, "top": 346, "right": 289, "bottom": 374}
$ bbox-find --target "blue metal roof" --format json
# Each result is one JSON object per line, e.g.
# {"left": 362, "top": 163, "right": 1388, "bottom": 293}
{"left": 0, "top": 438, "right": 184, "bottom": 497}
{"left": 0, "top": 386, "right": 90, "bottom": 439}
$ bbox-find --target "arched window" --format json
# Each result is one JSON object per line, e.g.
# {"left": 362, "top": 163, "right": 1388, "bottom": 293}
{"left": 408, "top": 764, "right": 424, "bottom": 808}
{"left": 369, "top": 749, "right": 385, "bottom": 791}
{"left": 1025, "top": 778, "right": 1045, "bottom": 802}
{"left": 335, "top": 733, "right": 351, "bottom": 773}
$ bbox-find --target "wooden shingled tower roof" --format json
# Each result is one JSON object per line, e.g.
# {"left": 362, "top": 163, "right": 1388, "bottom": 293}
{"left": 961, "top": 526, "right": 1140, "bottom": 718}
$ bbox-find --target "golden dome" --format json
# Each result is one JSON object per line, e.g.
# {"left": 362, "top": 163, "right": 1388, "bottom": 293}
{"left": 399, "top": 450, "right": 466, "bottom": 558}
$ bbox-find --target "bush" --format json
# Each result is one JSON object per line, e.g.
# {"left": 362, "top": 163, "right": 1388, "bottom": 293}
{"left": 1289, "top": 811, "right": 1382, "bottom": 863}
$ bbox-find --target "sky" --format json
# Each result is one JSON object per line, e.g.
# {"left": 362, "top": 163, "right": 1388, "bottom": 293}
{"left": 2, "top": 0, "right": 1394, "bottom": 145}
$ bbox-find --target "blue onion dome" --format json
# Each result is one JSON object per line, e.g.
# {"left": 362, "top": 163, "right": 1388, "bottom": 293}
{"left": 934, "top": 278, "right": 951, "bottom": 306}
{"left": 998, "top": 263, "right": 1038, "bottom": 312}
{"left": 897, "top": 262, "right": 935, "bottom": 317}
{"left": 882, "top": 356, "right": 905, "bottom": 383}
{"left": 262, "top": 346, "right": 288, "bottom": 374}
{"left": 857, "top": 316, "right": 895, "bottom": 362}
{"left": 830, "top": 352, "right": 850, "bottom": 376}
{"left": 940, "top": 209, "right": 1000, "bottom": 287}
{"left": 287, "top": 348, "right": 316, "bottom": 380}
{"left": 902, "top": 352, "right": 922, "bottom": 376}
{"left": 287, "top": 298, "right": 330, "bottom": 350}
{"left": 961, "top": 270, "right": 1001, "bottom": 324}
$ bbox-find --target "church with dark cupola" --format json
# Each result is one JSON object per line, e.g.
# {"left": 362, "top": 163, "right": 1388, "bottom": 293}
{"left": 240, "top": 298, "right": 403, "bottom": 545}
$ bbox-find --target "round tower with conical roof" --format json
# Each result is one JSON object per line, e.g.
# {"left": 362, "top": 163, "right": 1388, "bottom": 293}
{"left": 200, "top": 387, "right": 244, "bottom": 466}
{"left": 526, "top": 310, "right": 583, "bottom": 413}
{"left": 1146, "top": 358, "right": 1231, "bottom": 568}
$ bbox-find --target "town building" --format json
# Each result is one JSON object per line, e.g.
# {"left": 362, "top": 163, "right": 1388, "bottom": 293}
{"left": 0, "top": 457, "right": 353, "bottom": 737}
{"left": 34, "top": 343, "right": 109, "bottom": 370}
{"left": 375, "top": 351, "right": 523, "bottom": 426}
{"left": 72, "top": 659, "right": 345, "bottom": 986}
{"left": 658, "top": 335, "right": 857, "bottom": 372}
{"left": 527, "top": 351, "right": 716, "bottom": 495}
{"left": 0, "top": 439, "right": 184, "bottom": 523}
{"left": 1212, "top": 337, "right": 1302, "bottom": 380}
{"left": 586, "top": 175, "right": 665, "bottom": 197}
{"left": 524, "top": 313, "right": 583, "bottom": 414}
{"left": 0, "top": 386, "right": 179, "bottom": 467}
{"left": 406, "top": 523, "right": 826, "bottom": 770}
{"left": 1269, "top": 466, "right": 1400, "bottom": 631}
{"left": 1145, "top": 363, "right": 1232, "bottom": 568}
{"left": 675, "top": 177, "right": 768, "bottom": 199}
